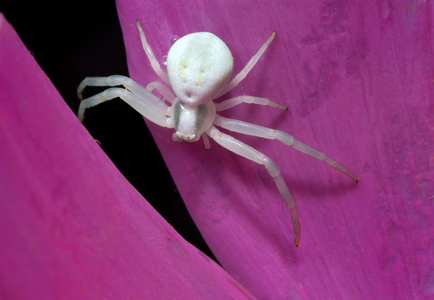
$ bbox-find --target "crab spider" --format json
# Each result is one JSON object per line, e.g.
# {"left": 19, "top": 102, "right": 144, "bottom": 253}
{"left": 77, "top": 20, "right": 358, "bottom": 247}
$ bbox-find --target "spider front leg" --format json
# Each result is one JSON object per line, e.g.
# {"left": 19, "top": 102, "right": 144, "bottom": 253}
{"left": 215, "top": 95, "right": 287, "bottom": 111}
{"left": 206, "top": 125, "right": 301, "bottom": 247}
{"left": 136, "top": 20, "right": 170, "bottom": 84}
{"left": 214, "top": 115, "right": 359, "bottom": 182}
{"left": 146, "top": 81, "right": 176, "bottom": 103}
{"left": 78, "top": 75, "right": 169, "bottom": 116}
{"left": 77, "top": 86, "right": 172, "bottom": 129}
{"left": 216, "top": 32, "right": 277, "bottom": 98}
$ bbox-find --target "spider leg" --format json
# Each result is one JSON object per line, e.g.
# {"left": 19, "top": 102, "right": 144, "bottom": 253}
{"left": 78, "top": 87, "right": 171, "bottom": 128}
{"left": 146, "top": 81, "right": 176, "bottom": 103}
{"left": 136, "top": 20, "right": 170, "bottom": 84}
{"left": 201, "top": 133, "right": 211, "bottom": 149}
{"left": 77, "top": 75, "right": 168, "bottom": 116}
{"left": 215, "top": 95, "right": 287, "bottom": 111}
{"left": 216, "top": 32, "right": 276, "bottom": 98}
{"left": 206, "top": 125, "right": 301, "bottom": 247}
{"left": 214, "top": 115, "right": 359, "bottom": 182}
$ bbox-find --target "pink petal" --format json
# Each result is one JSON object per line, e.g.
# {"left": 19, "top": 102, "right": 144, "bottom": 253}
{"left": 117, "top": 1, "right": 434, "bottom": 299}
{"left": 0, "top": 14, "right": 253, "bottom": 299}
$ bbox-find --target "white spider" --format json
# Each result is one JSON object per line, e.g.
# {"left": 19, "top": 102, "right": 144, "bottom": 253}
{"left": 77, "top": 20, "right": 358, "bottom": 247}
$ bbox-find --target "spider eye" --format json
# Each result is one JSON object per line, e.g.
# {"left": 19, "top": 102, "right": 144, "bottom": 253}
{"left": 175, "top": 132, "right": 196, "bottom": 141}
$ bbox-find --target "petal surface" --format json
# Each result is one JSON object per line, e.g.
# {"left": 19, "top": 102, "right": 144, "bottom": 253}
{"left": 117, "top": 1, "right": 434, "bottom": 299}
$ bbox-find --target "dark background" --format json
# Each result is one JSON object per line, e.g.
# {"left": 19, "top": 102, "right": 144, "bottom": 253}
{"left": 1, "top": 2, "right": 216, "bottom": 261}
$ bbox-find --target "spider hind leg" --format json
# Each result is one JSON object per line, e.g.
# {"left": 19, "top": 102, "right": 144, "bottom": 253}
{"left": 206, "top": 125, "right": 301, "bottom": 247}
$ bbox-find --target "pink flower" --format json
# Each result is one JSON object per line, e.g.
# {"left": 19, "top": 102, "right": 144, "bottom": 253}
{"left": 2, "top": 0, "right": 433, "bottom": 297}
{"left": 117, "top": 1, "right": 434, "bottom": 299}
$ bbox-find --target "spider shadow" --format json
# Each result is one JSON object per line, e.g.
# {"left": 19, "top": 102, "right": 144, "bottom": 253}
{"left": 211, "top": 150, "right": 359, "bottom": 258}
{"left": 278, "top": 170, "right": 359, "bottom": 203}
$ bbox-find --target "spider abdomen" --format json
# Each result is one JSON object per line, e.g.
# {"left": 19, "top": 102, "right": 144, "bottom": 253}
{"left": 167, "top": 32, "right": 233, "bottom": 106}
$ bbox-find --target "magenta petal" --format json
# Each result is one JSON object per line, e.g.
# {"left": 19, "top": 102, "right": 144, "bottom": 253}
{"left": 0, "top": 14, "right": 253, "bottom": 299}
{"left": 117, "top": 1, "right": 434, "bottom": 299}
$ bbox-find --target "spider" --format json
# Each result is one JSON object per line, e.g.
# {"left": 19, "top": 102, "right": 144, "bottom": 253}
{"left": 77, "top": 20, "right": 358, "bottom": 247}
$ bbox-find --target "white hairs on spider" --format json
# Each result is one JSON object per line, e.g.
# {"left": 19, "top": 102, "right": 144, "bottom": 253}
{"left": 77, "top": 20, "right": 358, "bottom": 247}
